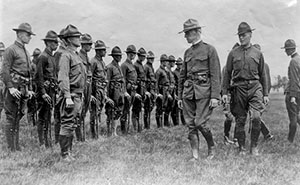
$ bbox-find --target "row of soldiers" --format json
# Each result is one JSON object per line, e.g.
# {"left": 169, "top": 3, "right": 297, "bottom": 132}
{"left": 0, "top": 22, "right": 187, "bottom": 161}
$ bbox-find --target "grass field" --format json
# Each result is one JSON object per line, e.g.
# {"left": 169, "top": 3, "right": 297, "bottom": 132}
{"left": 1, "top": 92, "right": 300, "bottom": 185}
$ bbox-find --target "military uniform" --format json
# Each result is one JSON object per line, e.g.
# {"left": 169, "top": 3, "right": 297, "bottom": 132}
{"left": 165, "top": 65, "right": 175, "bottom": 127}
{"left": 120, "top": 46, "right": 137, "bottom": 134}
{"left": 2, "top": 23, "right": 36, "bottom": 151}
{"left": 36, "top": 31, "right": 59, "bottom": 147}
{"left": 144, "top": 51, "right": 156, "bottom": 129}
{"left": 155, "top": 55, "right": 170, "bottom": 128}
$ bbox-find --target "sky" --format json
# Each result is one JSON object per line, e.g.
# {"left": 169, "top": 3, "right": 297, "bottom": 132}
{"left": 0, "top": 0, "right": 299, "bottom": 82}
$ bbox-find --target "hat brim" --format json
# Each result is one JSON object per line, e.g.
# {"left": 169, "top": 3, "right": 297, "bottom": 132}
{"left": 178, "top": 26, "right": 202, "bottom": 34}
{"left": 281, "top": 46, "right": 297, "bottom": 49}
{"left": 42, "top": 38, "right": 58, "bottom": 42}
{"left": 125, "top": 51, "right": 137, "bottom": 54}
{"left": 108, "top": 53, "right": 123, "bottom": 56}
{"left": 63, "top": 33, "right": 82, "bottom": 38}
{"left": 147, "top": 57, "right": 155, "bottom": 59}
{"left": 94, "top": 47, "right": 108, "bottom": 50}
{"left": 13, "top": 28, "right": 36, "bottom": 36}
{"left": 81, "top": 41, "right": 93, "bottom": 44}
{"left": 237, "top": 29, "right": 255, "bottom": 35}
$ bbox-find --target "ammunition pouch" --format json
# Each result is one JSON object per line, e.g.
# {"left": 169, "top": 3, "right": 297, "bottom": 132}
{"left": 186, "top": 72, "right": 209, "bottom": 84}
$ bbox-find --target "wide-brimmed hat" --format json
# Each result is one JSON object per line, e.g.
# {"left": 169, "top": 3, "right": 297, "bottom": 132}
{"left": 146, "top": 51, "right": 155, "bottom": 59}
{"left": 58, "top": 28, "right": 66, "bottom": 39}
{"left": 125, "top": 45, "right": 137, "bottom": 54}
{"left": 94, "top": 40, "right": 108, "bottom": 50}
{"left": 42, "top": 30, "right": 58, "bottom": 42}
{"left": 63, "top": 24, "right": 82, "bottom": 38}
{"left": 176, "top": 57, "right": 183, "bottom": 65}
{"left": 168, "top": 55, "right": 176, "bottom": 62}
{"left": 281, "top": 39, "right": 297, "bottom": 49}
{"left": 80, "top": 33, "right": 93, "bottom": 44}
{"left": 32, "top": 48, "right": 41, "bottom": 56}
{"left": 178, "top": 19, "right": 202, "bottom": 34}
{"left": 137, "top": 47, "right": 147, "bottom": 56}
{"left": 237, "top": 22, "right": 255, "bottom": 35}
{"left": 0, "top": 42, "right": 5, "bottom": 51}
{"left": 160, "top": 54, "right": 168, "bottom": 61}
{"left": 13, "top": 23, "right": 35, "bottom": 35}
{"left": 108, "top": 46, "right": 122, "bottom": 56}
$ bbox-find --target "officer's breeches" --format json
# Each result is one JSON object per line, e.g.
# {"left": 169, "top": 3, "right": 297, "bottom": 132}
{"left": 171, "top": 99, "right": 179, "bottom": 126}
{"left": 155, "top": 96, "right": 163, "bottom": 128}
{"left": 132, "top": 97, "right": 142, "bottom": 132}
{"left": 120, "top": 95, "right": 132, "bottom": 133}
{"left": 285, "top": 93, "right": 300, "bottom": 142}
{"left": 143, "top": 94, "right": 152, "bottom": 129}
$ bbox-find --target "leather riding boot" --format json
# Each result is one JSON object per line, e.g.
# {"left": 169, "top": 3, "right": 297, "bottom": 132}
{"left": 164, "top": 113, "right": 170, "bottom": 127}
{"left": 5, "top": 124, "right": 15, "bottom": 151}
{"left": 54, "top": 121, "right": 60, "bottom": 144}
{"left": 59, "top": 135, "right": 69, "bottom": 157}
{"left": 111, "top": 120, "right": 118, "bottom": 136}
{"left": 188, "top": 134, "right": 199, "bottom": 160}
{"left": 156, "top": 115, "right": 162, "bottom": 128}
{"left": 236, "top": 131, "right": 246, "bottom": 152}
{"left": 107, "top": 119, "right": 112, "bottom": 137}
{"left": 37, "top": 121, "right": 44, "bottom": 146}
{"left": 224, "top": 119, "right": 232, "bottom": 138}
{"left": 15, "top": 128, "right": 21, "bottom": 151}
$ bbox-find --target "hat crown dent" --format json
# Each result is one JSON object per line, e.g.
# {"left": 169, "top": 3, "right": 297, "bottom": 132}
{"left": 126, "top": 45, "right": 137, "bottom": 53}
{"left": 147, "top": 51, "right": 155, "bottom": 58}
{"left": 160, "top": 54, "right": 168, "bottom": 61}
{"left": 110, "top": 46, "right": 122, "bottom": 56}
{"left": 80, "top": 33, "right": 93, "bottom": 43}
{"left": 138, "top": 47, "right": 147, "bottom": 55}
{"left": 13, "top": 22, "right": 35, "bottom": 35}
{"left": 43, "top": 30, "right": 58, "bottom": 41}
{"left": 63, "top": 24, "right": 81, "bottom": 38}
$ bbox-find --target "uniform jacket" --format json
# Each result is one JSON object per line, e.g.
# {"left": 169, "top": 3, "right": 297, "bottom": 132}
{"left": 90, "top": 55, "right": 107, "bottom": 97}
{"left": 58, "top": 46, "right": 86, "bottom": 98}
{"left": 2, "top": 41, "right": 33, "bottom": 89}
{"left": 79, "top": 49, "right": 92, "bottom": 80}
{"left": 178, "top": 41, "right": 221, "bottom": 100}
{"left": 155, "top": 65, "right": 170, "bottom": 95}
{"left": 223, "top": 44, "right": 268, "bottom": 96}
{"left": 121, "top": 59, "right": 137, "bottom": 93}
{"left": 36, "top": 47, "right": 57, "bottom": 95}
{"left": 134, "top": 60, "right": 146, "bottom": 95}
{"left": 144, "top": 62, "right": 156, "bottom": 92}
{"left": 286, "top": 53, "right": 300, "bottom": 97}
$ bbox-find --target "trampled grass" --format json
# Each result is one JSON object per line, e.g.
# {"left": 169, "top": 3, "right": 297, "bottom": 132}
{"left": 1, "top": 92, "right": 300, "bottom": 185}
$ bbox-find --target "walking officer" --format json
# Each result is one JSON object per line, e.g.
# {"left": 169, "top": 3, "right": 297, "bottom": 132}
{"left": 222, "top": 22, "right": 269, "bottom": 156}
{"left": 57, "top": 24, "right": 85, "bottom": 161}
{"left": 106, "top": 46, "right": 126, "bottom": 137}
{"left": 2, "top": 23, "right": 36, "bottom": 151}
{"left": 90, "top": 40, "right": 113, "bottom": 139}
{"left": 178, "top": 19, "right": 221, "bottom": 160}
{"left": 282, "top": 39, "right": 300, "bottom": 143}
{"left": 36, "top": 30, "right": 59, "bottom": 148}
{"left": 120, "top": 45, "right": 137, "bottom": 134}
{"left": 144, "top": 51, "right": 157, "bottom": 129}
{"left": 172, "top": 57, "right": 186, "bottom": 125}
{"left": 155, "top": 54, "right": 170, "bottom": 128}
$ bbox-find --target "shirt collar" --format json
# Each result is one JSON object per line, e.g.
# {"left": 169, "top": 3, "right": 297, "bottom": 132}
{"left": 291, "top": 51, "right": 298, "bottom": 58}
{"left": 14, "top": 40, "right": 24, "bottom": 48}
{"left": 44, "top": 47, "right": 53, "bottom": 56}
{"left": 192, "top": 39, "right": 202, "bottom": 46}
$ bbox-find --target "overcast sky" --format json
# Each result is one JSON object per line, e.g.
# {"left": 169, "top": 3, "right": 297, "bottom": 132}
{"left": 0, "top": 0, "right": 299, "bottom": 80}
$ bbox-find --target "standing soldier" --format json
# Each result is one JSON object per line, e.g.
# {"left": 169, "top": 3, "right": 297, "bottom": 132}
{"left": 282, "top": 39, "right": 300, "bottom": 143}
{"left": 155, "top": 54, "right": 170, "bottom": 128}
{"left": 144, "top": 51, "right": 156, "bottom": 129}
{"left": 173, "top": 57, "right": 186, "bottom": 125}
{"left": 90, "top": 40, "right": 113, "bottom": 139}
{"left": 57, "top": 24, "right": 85, "bottom": 161}
{"left": 2, "top": 23, "right": 35, "bottom": 151}
{"left": 0, "top": 42, "right": 5, "bottom": 120}
{"left": 167, "top": 55, "right": 178, "bottom": 126}
{"left": 222, "top": 22, "right": 269, "bottom": 156}
{"left": 106, "top": 46, "right": 126, "bottom": 137}
{"left": 53, "top": 28, "right": 67, "bottom": 144}
{"left": 133, "top": 48, "right": 148, "bottom": 132}
{"left": 36, "top": 30, "right": 59, "bottom": 148}
{"left": 76, "top": 33, "right": 93, "bottom": 142}
{"left": 178, "top": 19, "right": 221, "bottom": 160}
{"left": 120, "top": 45, "right": 137, "bottom": 134}
{"left": 27, "top": 48, "right": 41, "bottom": 126}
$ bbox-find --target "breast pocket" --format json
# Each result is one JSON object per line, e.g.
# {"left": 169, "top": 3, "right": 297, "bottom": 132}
{"left": 70, "top": 62, "right": 82, "bottom": 78}
{"left": 233, "top": 57, "right": 242, "bottom": 70}
{"left": 250, "top": 56, "right": 259, "bottom": 72}
{"left": 190, "top": 55, "right": 208, "bottom": 73}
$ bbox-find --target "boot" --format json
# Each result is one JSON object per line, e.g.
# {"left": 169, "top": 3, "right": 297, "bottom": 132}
{"left": 90, "top": 121, "right": 96, "bottom": 139}
{"left": 54, "top": 121, "right": 60, "bottom": 144}
{"left": 59, "top": 135, "right": 69, "bottom": 158}
{"left": 188, "top": 134, "right": 199, "bottom": 160}
{"left": 156, "top": 115, "right": 162, "bottom": 128}
{"left": 236, "top": 131, "right": 246, "bottom": 155}
{"left": 5, "top": 125, "right": 15, "bottom": 152}
{"left": 136, "top": 114, "right": 142, "bottom": 133}
{"left": 37, "top": 121, "right": 44, "bottom": 146}
{"left": 164, "top": 113, "right": 170, "bottom": 127}
{"left": 132, "top": 114, "right": 137, "bottom": 131}
{"left": 111, "top": 120, "right": 118, "bottom": 136}
{"left": 144, "top": 111, "right": 149, "bottom": 129}
{"left": 75, "top": 124, "right": 83, "bottom": 142}
{"left": 224, "top": 119, "right": 232, "bottom": 138}
{"left": 207, "top": 146, "right": 215, "bottom": 160}
{"left": 15, "top": 129, "right": 21, "bottom": 151}
{"left": 200, "top": 128, "right": 215, "bottom": 159}
{"left": 107, "top": 119, "right": 112, "bottom": 137}
{"left": 120, "top": 119, "right": 127, "bottom": 135}
{"left": 288, "top": 123, "right": 297, "bottom": 143}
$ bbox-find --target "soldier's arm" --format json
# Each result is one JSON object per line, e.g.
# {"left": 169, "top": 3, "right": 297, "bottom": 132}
{"left": 58, "top": 53, "right": 71, "bottom": 98}
{"left": 289, "top": 59, "right": 300, "bottom": 97}
{"left": 178, "top": 56, "right": 187, "bottom": 100}
{"left": 36, "top": 55, "right": 47, "bottom": 95}
{"left": 106, "top": 66, "right": 112, "bottom": 94}
{"left": 223, "top": 52, "right": 234, "bottom": 95}
{"left": 2, "top": 47, "right": 14, "bottom": 88}
{"left": 208, "top": 46, "right": 221, "bottom": 99}
{"left": 120, "top": 64, "right": 129, "bottom": 93}
{"left": 258, "top": 53, "right": 268, "bottom": 96}
{"left": 155, "top": 70, "right": 160, "bottom": 94}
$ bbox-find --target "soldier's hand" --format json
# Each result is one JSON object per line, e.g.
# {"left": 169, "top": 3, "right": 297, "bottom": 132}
{"left": 178, "top": 100, "right": 183, "bottom": 109}
{"left": 66, "top": 98, "right": 74, "bottom": 108}
{"left": 42, "top": 93, "right": 52, "bottom": 105}
{"left": 264, "top": 96, "right": 270, "bottom": 105}
{"left": 135, "top": 93, "right": 142, "bottom": 100}
{"left": 28, "top": 90, "right": 35, "bottom": 99}
{"left": 222, "top": 95, "right": 228, "bottom": 104}
{"left": 91, "top": 95, "right": 97, "bottom": 104}
{"left": 9, "top": 87, "right": 21, "bottom": 99}
{"left": 106, "top": 97, "right": 114, "bottom": 106}
{"left": 290, "top": 97, "right": 297, "bottom": 105}
{"left": 209, "top": 98, "right": 219, "bottom": 109}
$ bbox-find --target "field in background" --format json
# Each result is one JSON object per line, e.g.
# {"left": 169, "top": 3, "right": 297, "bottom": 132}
{"left": 1, "top": 92, "right": 300, "bottom": 185}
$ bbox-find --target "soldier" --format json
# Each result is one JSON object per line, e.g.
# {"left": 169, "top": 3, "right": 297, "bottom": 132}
{"left": 0, "top": 42, "right": 5, "bottom": 120}
{"left": 90, "top": 40, "right": 113, "bottom": 139}
{"left": 144, "top": 51, "right": 157, "bottom": 129}
{"left": 106, "top": 46, "right": 126, "bottom": 137}
{"left": 76, "top": 33, "right": 93, "bottom": 142}
{"left": 222, "top": 22, "right": 269, "bottom": 156}
{"left": 2, "top": 23, "right": 35, "bottom": 151}
{"left": 57, "top": 24, "right": 85, "bottom": 161}
{"left": 133, "top": 48, "right": 148, "bottom": 132}
{"left": 53, "top": 28, "right": 67, "bottom": 144}
{"left": 36, "top": 30, "right": 59, "bottom": 148}
{"left": 27, "top": 48, "right": 41, "bottom": 126}
{"left": 155, "top": 54, "right": 170, "bottom": 128}
{"left": 173, "top": 57, "right": 186, "bottom": 125}
{"left": 282, "top": 39, "right": 300, "bottom": 143}
{"left": 178, "top": 19, "right": 221, "bottom": 160}
{"left": 167, "top": 55, "right": 178, "bottom": 126}
{"left": 120, "top": 45, "right": 138, "bottom": 134}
